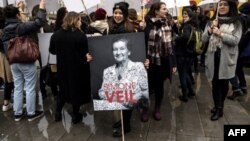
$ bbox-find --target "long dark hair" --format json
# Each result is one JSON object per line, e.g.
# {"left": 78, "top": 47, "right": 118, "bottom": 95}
{"left": 145, "top": 2, "right": 166, "bottom": 22}
{"left": 211, "top": 0, "right": 239, "bottom": 23}
{"left": 55, "top": 7, "right": 67, "bottom": 31}
{"left": 0, "top": 7, "right": 5, "bottom": 29}
{"left": 182, "top": 8, "right": 199, "bottom": 28}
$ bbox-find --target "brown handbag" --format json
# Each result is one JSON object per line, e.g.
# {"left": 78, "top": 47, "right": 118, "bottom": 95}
{"left": 7, "top": 30, "right": 40, "bottom": 64}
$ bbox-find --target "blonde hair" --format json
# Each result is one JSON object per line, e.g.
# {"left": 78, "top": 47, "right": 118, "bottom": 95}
{"left": 62, "top": 12, "right": 81, "bottom": 30}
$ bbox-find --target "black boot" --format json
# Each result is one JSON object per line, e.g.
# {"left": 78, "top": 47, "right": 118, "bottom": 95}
{"left": 211, "top": 108, "right": 223, "bottom": 121}
{"left": 112, "top": 125, "right": 131, "bottom": 137}
{"left": 210, "top": 107, "right": 216, "bottom": 114}
{"left": 227, "top": 91, "right": 242, "bottom": 100}
{"left": 112, "top": 120, "right": 121, "bottom": 129}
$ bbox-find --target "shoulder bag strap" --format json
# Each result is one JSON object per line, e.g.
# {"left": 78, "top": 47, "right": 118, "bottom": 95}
{"left": 187, "top": 26, "right": 193, "bottom": 45}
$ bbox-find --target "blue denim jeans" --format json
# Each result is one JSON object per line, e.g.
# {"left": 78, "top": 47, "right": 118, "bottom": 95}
{"left": 176, "top": 56, "right": 194, "bottom": 98}
{"left": 229, "top": 57, "right": 247, "bottom": 91}
{"left": 11, "top": 63, "right": 37, "bottom": 116}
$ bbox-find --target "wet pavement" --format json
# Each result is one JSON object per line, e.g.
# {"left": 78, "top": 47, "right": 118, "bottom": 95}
{"left": 1, "top": 68, "right": 250, "bottom": 141}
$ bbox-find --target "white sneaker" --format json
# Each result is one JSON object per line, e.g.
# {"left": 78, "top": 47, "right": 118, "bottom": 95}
{"left": 2, "top": 103, "right": 13, "bottom": 112}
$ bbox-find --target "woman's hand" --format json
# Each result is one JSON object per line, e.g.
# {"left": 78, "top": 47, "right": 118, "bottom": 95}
{"left": 139, "top": 20, "right": 146, "bottom": 30}
{"left": 144, "top": 59, "right": 150, "bottom": 69}
{"left": 212, "top": 19, "right": 218, "bottom": 28}
{"left": 208, "top": 26, "right": 213, "bottom": 34}
{"left": 212, "top": 26, "right": 222, "bottom": 37}
{"left": 86, "top": 53, "right": 93, "bottom": 62}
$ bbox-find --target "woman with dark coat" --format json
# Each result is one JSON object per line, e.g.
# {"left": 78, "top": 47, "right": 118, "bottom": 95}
{"left": 175, "top": 8, "right": 198, "bottom": 102}
{"left": 141, "top": 1, "right": 176, "bottom": 122}
{"left": 49, "top": 12, "right": 91, "bottom": 124}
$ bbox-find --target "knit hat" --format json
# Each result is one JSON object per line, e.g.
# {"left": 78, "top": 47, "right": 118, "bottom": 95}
{"left": 113, "top": 2, "right": 128, "bottom": 18}
{"left": 95, "top": 8, "right": 106, "bottom": 20}
{"left": 239, "top": 2, "right": 250, "bottom": 15}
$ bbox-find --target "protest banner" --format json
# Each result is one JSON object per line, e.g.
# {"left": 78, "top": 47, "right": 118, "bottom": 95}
{"left": 88, "top": 33, "right": 149, "bottom": 111}
{"left": 38, "top": 33, "right": 57, "bottom": 67}
{"left": 0, "top": 0, "right": 7, "bottom": 7}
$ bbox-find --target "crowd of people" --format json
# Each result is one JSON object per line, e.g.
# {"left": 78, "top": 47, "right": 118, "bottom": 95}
{"left": 0, "top": 0, "right": 250, "bottom": 138}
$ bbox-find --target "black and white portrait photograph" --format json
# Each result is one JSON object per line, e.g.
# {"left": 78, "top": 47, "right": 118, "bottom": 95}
{"left": 88, "top": 33, "right": 149, "bottom": 110}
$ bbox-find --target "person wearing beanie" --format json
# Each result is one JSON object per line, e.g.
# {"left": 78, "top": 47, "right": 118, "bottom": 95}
{"left": 112, "top": 2, "right": 129, "bottom": 20}
{"left": 89, "top": 8, "right": 108, "bottom": 35}
{"left": 202, "top": 0, "right": 242, "bottom": 121}
{"left": 102, "top": 2, "right": 141, "bottom": 138}
{"left": 95, "top": 8, "right": 106, "bottom": 20}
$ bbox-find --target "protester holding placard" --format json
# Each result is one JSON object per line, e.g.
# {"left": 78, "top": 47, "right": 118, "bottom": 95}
{"left": 102, "top": 2, "right": 137, "bottom": 137}
{"left": 142, "top": 1, "right": 176, "bottom": 122}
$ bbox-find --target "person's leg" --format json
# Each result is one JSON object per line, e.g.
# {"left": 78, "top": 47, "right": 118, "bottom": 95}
{"left": 193, "top": 55, "right": 198, "bottom": 73}
{"left": 50, "top": 72, "right": 58, "bottom": 97}
{"left": 122, "top": 110, "right": 132, "bottom": 131}
{"left": 141, "top": 64, "right": 156, "bottom": 122}
{"left": 154, "top": 65, "right": 164, "bottom": 109}
{"left": 72, "top": 104, "right": 82, "bottom": 124}
{"left": 153, "top": 72, "right": 164, "bottom": 120}
{"left": 221, "top": 79, "right": 229, "bottom": 107}
{"left": 211, "top": 51, "right": 223, "bottom": 121}
{"left": 228, "top": 76, "right": 242, "bottom": 100}
{"left": 21, "top": 63, "right": 37, "bottom": 116}
{"left": 113, "top": 110, "right": 132, "bottom": 137}
{"left": 40, "top": 66, "right": 47, "bottom": 99}
{"left": 11, "top": 64, "right": 25, "bottom": 120}
{"left": 186, "top": 57, "right": 195, "bottom": 96}
{"left": 177, "top": 57, "right": 188, "bottom": 102}
{"left": 3, "top": 82, "right": 14, "bottom": 102}
{"left": 237, "top": 57, "right": 247, "bottom": 94}
{"left": 229, "top": 76, "right": 241, "bottom": 92}
{"left": 2, "top": 82, "right": 14, "bottom": 111}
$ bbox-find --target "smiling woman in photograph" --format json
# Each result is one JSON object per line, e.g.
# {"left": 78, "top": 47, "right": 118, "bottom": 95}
{"left": 98, "top": 37, "right": 148, "bottom": 109}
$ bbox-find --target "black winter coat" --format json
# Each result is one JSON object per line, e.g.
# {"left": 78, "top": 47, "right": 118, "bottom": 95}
{"left": 175, "top": 22, "right": 195, "bottom": 57}
{"left": 49, "top": 29, "right": 91, "bottom": 105}
{"left": 2, "top": 9, "right": 46, "bottom": 54}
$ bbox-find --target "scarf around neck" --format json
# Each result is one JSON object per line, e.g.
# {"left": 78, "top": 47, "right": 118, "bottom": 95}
{"left": 208, "top": 17, "right": 236, "bottom": 52}
{"left": 148, "top": 18, "right": 173, "bottom": 65}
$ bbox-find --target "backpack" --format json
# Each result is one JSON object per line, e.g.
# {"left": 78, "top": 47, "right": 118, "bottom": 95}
{"left": 187, "top": 27, "right": 203, "bottom": 55}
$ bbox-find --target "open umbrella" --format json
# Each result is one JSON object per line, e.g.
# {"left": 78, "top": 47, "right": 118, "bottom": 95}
{"left": 198, "top": 0, "right": 219, "bottom": 6}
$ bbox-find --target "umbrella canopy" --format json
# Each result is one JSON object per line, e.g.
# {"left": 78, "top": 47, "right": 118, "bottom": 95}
{"left": 198, "top": 0, "right": 219, "bottom": 6}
